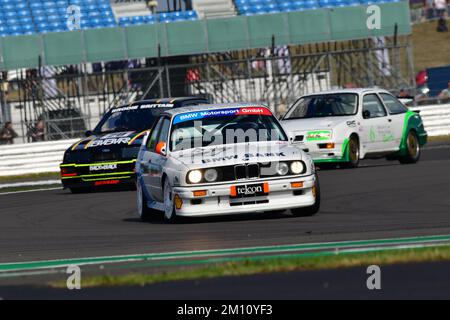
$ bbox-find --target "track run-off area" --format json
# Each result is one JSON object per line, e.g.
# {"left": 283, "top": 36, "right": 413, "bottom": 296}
{"left": 1, "top": 142, "right": 450, "bottom": 277}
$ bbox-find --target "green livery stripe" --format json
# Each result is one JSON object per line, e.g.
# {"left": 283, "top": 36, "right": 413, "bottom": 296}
{"left": 61, "top": 172, "right": 135, "bottom": 180}
{"left": 60, "top": 160, "right": 136, "bottom": 168}
{"left": 398, "top": 110, "right": 428, "bottom": 156}
{"left": 341, "top": 138, "right": 350, "bottom": 162}
{"left": 313, "top": 138, "right": 349, "bottom": 164}
{"left": 82, "top": 176, "right": 132, "bottom": 182}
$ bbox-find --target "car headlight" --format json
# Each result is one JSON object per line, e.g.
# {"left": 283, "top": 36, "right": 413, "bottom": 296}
{"left": 204, "top": 169, "right": 218, "bottom": 182}
{"left": 276, "top": 162, "right": 289, "bottom": 176}
{"left": 187, "top": 170, "right": 202, "bottom": 184}
{"left": 290, "top": 161, "right": 305, "bottom": 174}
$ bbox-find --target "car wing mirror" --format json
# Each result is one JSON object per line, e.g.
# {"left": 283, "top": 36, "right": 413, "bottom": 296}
{"left": 85, "top": 130, "right": 93, "bottom": 137}
{"left": 362, "top": 110, "right": 371, "bottom": 119}
{"left": 156, "top": 142, "right": 167, "bottom": 156}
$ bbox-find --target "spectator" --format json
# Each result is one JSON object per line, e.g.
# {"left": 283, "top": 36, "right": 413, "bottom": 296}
{"left": 0, "top": 122, "right": 18, "bottom": 145}
{"left": 27, "top": 120, "right": 46, "bottom": 142}
{"left": 435, "top": 0, "right": 448, "bottom": 32}
{"left": 0, "top": 71, "right": 11, "bottom": 123}
{"left": 435, "top": 0, "right": 448, "bottom": 18}
{"left": 438, "top": 81, "right": 450, "bottom": 100}
{"left": 398, "top": 89, "right": 410, "bottom": 98}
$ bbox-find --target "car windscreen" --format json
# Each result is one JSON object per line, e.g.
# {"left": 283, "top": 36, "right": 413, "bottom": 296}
{"left": 170, "top": 107, "right": 288, "bottom": 152}
{"left": 94, "top": 105, "right": 166, "bottom": 134}
{"left": 284, "top": 93, "right": 358, "bottom": 119}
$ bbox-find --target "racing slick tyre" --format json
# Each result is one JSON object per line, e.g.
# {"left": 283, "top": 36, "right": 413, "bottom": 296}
{"left": 163, "top": 179, "right": 178, "bottom": 224}
{"left": 342, "top": 136, "right": 360, "bottom": 168}
{"left": 399, "top": 131, "right": 421, "bottom": 164}
{"left": 291, "top": 174, "right": 321, "bottom": 217}
{"left": 137, "top": 181, "right": 158, "bottom": 221}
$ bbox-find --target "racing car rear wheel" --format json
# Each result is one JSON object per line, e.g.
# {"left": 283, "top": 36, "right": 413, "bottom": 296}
{"left": 291, "top": 174, "right": 321, "bottom": 217}
{"left": 163, "top": 179, "right": 178, "bottom": 224}
{"left": 399, "top": 131, "right": 421, "bottom": 164}
{"left": 343, "top": 136, "right": 360, "bottom": 168}
{"left": 137, "top": 181, "right": 157, "bottom": 221}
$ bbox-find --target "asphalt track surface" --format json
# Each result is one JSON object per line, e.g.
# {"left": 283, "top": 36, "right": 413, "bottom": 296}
{"left": 1, "top": 142, "right": 450, "bottom": 296}
{"left": 2, "top": 261, "right": 450, "bottom": 299}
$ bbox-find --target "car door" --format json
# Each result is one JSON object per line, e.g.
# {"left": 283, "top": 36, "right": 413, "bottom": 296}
{"left": 148, "top": 117, "right": 171, "bottom": 202}
{"left": 361, "top": 93, "right": 394, "bottom": 153}
{"left": 140, "top": 117, "right": 165, "bottom": 200}
{"left": 379, "top": 93, "right": 409, "bottom": 151}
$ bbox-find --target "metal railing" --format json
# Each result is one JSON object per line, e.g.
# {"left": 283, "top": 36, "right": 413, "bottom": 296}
{"left": 1, "top": 37, "right": 417, "bottom": 143}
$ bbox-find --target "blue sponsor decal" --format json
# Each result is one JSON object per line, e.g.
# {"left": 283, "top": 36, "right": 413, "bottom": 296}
{"left": 173, "top": 108, "right": 240, "bottom": 124}
{"left": 173, "top": 107, "right": 272, "bottom": 124}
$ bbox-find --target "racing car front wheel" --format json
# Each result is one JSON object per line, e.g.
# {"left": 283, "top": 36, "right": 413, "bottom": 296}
{"left": 343, "top": 136, "right": 360, "bottom": 168}
{"left": 291, "top": 174, "right": 321, "bottom": 217}
{"left": 163, "top": 179, "right": 178, "bottom": 224}
{"left": 399, "top": 131, "right": 421, "bottom": 164}
{"left": 137, "top": 181, "right": 157, "bottom": 221}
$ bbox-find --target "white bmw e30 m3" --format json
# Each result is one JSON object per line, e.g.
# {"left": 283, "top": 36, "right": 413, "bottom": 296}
{"left": 135, "top": 103, "right": 320, "bottom": 223}
{"left": 281, "top": 88, "right": 428, "bottom": 168}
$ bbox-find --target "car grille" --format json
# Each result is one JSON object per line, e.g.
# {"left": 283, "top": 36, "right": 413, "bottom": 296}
{"left": 234, "top": 164, "right": 260, "bottom": 180}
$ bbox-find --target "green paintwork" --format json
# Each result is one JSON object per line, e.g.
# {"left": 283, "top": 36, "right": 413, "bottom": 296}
{"left": 314, "top": 138, "right": 350, "bottom": 164}
{"left": 397, "top": 110, "right": 428, "bottom": 156}
{"left": 306, "top": 130, "right": 332, "bottom": 141}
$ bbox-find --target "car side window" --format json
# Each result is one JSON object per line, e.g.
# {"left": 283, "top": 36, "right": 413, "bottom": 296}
{"left": 362, "top": 94, "right": 387, "bottom": 119}
{"left": 379, "top": 93, "right": 408, "bottom": 115}
{"left": 157, "top": 118, "right": 171, "bottom": 145}
{"left": 147, "top": 117, "right": 164, "bottom": 151}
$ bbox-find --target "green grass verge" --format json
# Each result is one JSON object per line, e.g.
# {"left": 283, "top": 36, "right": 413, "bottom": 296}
{"left": 55, "top": 245, "right": 450, "bottom": 288}
{"left": 0, "top": 172, "right": 60, "bottom": 184}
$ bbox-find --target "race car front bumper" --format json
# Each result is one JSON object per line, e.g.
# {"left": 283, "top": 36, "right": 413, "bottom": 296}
{"left": 294, "top": 140, "right": 348, "bottom": 163}
{"left": 172, "top": 174, "right": 317, "bottom": 217}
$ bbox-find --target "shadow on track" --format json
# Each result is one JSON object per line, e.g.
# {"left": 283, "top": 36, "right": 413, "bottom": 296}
{"left": 123, "top": 210, "right": 297, "bottom": 225}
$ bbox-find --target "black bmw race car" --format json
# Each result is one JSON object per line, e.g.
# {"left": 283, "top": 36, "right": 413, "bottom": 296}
{"left": 60, "top": 97, "right": 209, "bottom": 193}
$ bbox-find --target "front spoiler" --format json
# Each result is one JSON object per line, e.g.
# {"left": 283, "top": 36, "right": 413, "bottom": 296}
{"left": 171, "top": 174, "right": 317, "bottom": 217}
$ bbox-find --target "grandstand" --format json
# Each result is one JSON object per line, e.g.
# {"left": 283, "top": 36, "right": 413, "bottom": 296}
{"left": 0, "top": 0, "right": 408, "bottom": 37}
{"left": 234, "top": 0, "right": 400, "bottom": 15}
{"left": 0, "top": 0, "right": 198, "bottom": 37}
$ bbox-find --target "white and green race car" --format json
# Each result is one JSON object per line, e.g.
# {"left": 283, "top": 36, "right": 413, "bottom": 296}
{"left": 281, "top": 89, "right": 428, "bottom": 167}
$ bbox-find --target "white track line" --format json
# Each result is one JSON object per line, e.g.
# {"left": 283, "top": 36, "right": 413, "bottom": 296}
{"left": 0, "top": 180, "right": 61, "bottom": 189}
{"left": 0, "top": 187, "right": 62, "bottom": 196}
